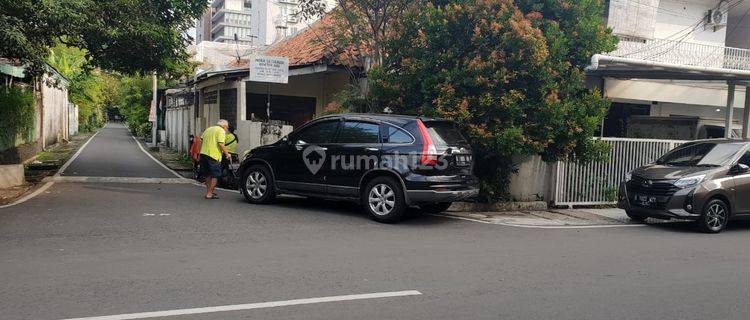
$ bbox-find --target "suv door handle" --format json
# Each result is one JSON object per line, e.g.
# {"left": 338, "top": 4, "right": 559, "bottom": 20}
{"left": 365, "top": 147, "right": 379, "bottom": 152}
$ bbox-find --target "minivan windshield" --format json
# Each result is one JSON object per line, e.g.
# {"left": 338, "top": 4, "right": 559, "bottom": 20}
{"left": 656, "top": 142, "right": 745, "bottom": 167}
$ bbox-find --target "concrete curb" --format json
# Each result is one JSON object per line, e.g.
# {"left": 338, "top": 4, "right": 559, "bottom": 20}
{"left": 448, "top": 201, "right": 548, "bottom": 212}
{"left": 50, "top": 176, "right": 192, "bottom": 184}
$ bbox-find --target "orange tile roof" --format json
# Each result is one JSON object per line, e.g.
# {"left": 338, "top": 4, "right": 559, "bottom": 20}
{"left": 265, "top": 13, "right": 363, "bottom": 68}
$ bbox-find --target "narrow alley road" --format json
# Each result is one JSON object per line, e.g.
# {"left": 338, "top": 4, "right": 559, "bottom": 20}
{"left": 60, "top": 123, "right": 178, "bottom": 178}
{"left": 2, "top": 124, "right": 750, "bottom": 320}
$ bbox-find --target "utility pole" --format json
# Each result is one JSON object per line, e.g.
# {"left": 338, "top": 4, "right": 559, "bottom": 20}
{"left": 150, "top": 72, "right": 158, "bottom": 147}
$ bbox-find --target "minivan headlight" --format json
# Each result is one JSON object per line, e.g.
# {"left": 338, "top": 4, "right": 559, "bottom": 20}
{"left": 674, "top": 174, "right": 706, "bottom": 188}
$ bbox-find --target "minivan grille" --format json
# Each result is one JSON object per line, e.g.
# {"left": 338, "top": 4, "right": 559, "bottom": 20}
{"left": 626, "top": 176, "right": 680, "bottom": 197}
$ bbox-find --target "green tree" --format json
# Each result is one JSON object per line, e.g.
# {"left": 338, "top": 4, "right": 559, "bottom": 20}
{"left": 0, "top": 0, "right": 206, "bottom": 76}
{"left": 47, "top": 45, "right": 108, "bottom": 131}
{"left": 297, "top": 0, "right": 417, "bottom": 112}
{"left": 371, "top": 0, "right": 617, "bottom": 201}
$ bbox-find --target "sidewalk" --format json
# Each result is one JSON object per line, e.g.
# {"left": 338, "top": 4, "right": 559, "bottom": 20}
{"left": 441, "top": 207, "right": 644, "bottom": 227}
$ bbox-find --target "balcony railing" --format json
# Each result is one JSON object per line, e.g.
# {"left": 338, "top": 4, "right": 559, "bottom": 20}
{"left": 609, "top": 38, "right": 750, "bottom": 71}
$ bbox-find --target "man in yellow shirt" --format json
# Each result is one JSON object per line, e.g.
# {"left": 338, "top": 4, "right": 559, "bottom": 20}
{"left": 200, "top": 119, "right": 232, "bottom": 199}
{"left": 225, "top": 126, "right": 238, "bottom": 155}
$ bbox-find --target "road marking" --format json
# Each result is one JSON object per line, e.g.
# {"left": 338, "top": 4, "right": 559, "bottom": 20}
{"left": 129, "top": 134, "right": 241, "bottom": 193}
{"left": 57, "top": 131, "right": 100, "bottom": 177}
{"left": 53, "top": 176, "right": 192, "bottom": 184}
{"left": 1, "top": 130, "right": 100, "bottom": 209}
{"left": 432, "top": 214, "right": 647, "bottom": 229}
{"left": 0, "top": 181, "right": 55, "bottom": 209}
{"left": 59, "top": 290, "right": 422, "bottom": 320}
{"left": 130, "top": 135, "right": 187, "bottom": 180}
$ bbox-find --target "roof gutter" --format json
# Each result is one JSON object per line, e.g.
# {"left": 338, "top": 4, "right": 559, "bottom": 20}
{"left": 587, "top": 54, "right": 750, "bottom": 78}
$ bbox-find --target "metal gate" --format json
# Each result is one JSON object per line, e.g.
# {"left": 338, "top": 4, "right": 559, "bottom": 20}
{"left": 552, "top": 138, "right": 687, "bottom": 206}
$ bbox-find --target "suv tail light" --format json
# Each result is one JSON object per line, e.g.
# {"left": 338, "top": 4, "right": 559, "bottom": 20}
{"left": 417, "top": 119, "right": 439, "bottom": 166}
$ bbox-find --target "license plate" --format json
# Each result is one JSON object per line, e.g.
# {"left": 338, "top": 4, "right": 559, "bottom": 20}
{"left": 455, "top": 155, "right": 472, "bottom": 166}
{"left": 634, "top": 194, "right": 657, "bottom": 206}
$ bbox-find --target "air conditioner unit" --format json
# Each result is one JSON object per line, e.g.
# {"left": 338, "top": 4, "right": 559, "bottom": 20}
{"left": 705, "top": 1, "right": 729, "bottom": 31}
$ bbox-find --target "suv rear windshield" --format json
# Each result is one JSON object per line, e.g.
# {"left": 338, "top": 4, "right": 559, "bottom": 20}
{"left": 424, "top": 121, "right": 468, "bottom": 147}
{"left": 656, "top": 142, "right": 745, "bottom": 167}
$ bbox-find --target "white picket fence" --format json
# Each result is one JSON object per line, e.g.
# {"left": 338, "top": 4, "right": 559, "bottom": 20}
{"left": 552, "top": 137, "right": 687, "bottom": 206}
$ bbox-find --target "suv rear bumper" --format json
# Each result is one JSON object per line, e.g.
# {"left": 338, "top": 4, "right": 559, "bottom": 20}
{"left": 407, "top": 188, "right": 479, "bottom": 204}
{"left": 617, "top": 181, "right": 701, "bottom": 220}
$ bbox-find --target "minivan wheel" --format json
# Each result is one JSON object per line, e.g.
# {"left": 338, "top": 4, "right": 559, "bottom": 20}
{"left": 420, "top": 202, "right": 453, "bottom": 214}
{"left": 698, "top": 199, "right": 729, "bottom": 233}
{"left": 240, "top": 165, "right": 276, "bottom": 204}
{"left": 363, "top": 176, "right": 406, "bottom": 223}
{"left": 625, "top": 211, "right": 647, "bottom": 223}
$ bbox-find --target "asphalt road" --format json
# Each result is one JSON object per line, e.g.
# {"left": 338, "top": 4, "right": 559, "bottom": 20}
{"left": 3, "top": 124, "right": 750, "bottom": 320}
{"left": 61, "top": 123, "right": 177, "bottom": 178}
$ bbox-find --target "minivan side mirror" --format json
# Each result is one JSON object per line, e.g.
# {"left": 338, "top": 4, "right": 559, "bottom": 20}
{"left": 731, "top": 163, "right": 750, "bottom": 174}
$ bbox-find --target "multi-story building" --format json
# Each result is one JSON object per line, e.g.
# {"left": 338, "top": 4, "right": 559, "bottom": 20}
{"left": 196, "top": 0, "right": 336, "bottom": 47}
{"left": 589, "top": 0, "right": 750, "bottom": 140}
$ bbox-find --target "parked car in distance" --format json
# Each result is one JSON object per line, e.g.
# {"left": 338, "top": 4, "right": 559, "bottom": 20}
{"left": 238, "top": 113, "right": 479, "bottom": 223}
{"left": 618, "top": 139, "right": 750, "bottom": 233}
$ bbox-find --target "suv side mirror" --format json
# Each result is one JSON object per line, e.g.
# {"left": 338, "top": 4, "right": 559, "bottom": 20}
{"left": 731, "top": 163, "right": 750, "bottom": 174}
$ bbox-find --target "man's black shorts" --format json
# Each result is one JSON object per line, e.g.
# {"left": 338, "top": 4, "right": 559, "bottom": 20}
{"left": 199, "top": 154, "right": 222, "bottom": 178}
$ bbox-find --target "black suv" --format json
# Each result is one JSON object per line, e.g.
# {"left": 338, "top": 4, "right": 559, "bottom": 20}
{"left": 238, "top": 114, "right": 479, "bottom": 222}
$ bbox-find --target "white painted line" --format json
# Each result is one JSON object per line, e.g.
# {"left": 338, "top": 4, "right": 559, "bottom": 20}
{"left": 128, "top": 133, "right": 243, "bottom": 193}
{"left": 57, "top": 131, "right": 100, "bottom": 177}
{"left": 0, "top": 181, "right": 55, "bottom": 209}
{"left": 53, "top": 176, "right": 192, "bottom": 184}
{"left": 187, "top": 179, "right": 240, "bottom": 194}
{"left": 60, "top": 290, "right": 423, "bottom": 320}
{"left": 129, "top": 131, "right": 241, "bottom": 193}
{"left": 130, "top": 135, "right": 186, "bottom": 179}
{"left": 1, "top": 130, "right": 100, "bottom": 209}
{"left": 432, "top": 214, "right": 647, "bottom": 229}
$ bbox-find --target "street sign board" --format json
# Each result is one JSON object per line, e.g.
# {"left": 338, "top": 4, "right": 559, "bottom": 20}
{"left": 249, "top": 55, "right": 289, "bottom": 84}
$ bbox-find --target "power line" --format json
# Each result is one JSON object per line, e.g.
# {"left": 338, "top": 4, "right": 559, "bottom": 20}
{"left": 618, "top": 0, "right": 743, "bottom": 58}
{"left": 644, "top": 0, "right": 745, "bottom": 60}
{"left": 694, "top": 3, "right": 750, "bottom": 66}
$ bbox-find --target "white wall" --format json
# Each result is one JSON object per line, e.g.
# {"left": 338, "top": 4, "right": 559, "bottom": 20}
{"left": 606, "top": 79, "right": 747, "bottom": 109}
{"left": 40, "top": 74, "right": 70, "bottom": 147}
{"left": 509, "top": 155, "right": 552, "bottom": 202}
{"left": 654, "top": 0, "right": 727, "bottom": 45}
{"left": 68, "top": 103, "right": 78, "bottom": 137}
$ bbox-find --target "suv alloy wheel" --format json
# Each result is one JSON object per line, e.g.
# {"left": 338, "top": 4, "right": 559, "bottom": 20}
{"left": 363, "top": 176, "right": 406, "bottom": 223}
{"left": 241, "top": 165, "right": 276, "bottom": 204}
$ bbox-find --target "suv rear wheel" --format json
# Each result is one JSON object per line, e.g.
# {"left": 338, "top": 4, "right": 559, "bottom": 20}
{"left": 240, "top": 165, "right": 276, "bottom": 204}
{"left": 363, "top": 176, "right": 406, "bottom": 223}
{"left": 697, "top": 198, "right": 729, "bottom": 233}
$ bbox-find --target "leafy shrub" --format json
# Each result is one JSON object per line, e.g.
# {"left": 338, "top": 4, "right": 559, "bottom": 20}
{"left": 0, "top": 86, "right": 35, "bottom": 151}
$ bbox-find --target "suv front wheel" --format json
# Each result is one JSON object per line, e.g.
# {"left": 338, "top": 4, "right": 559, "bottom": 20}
{"left": 698, "top": 198, "right": 729, "bottom": 233}
{"left": 363, "top": 176, "right": 406, "bottom": 223}
{"left": 240, "top": 165, "right": 276, "bottom": 204}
